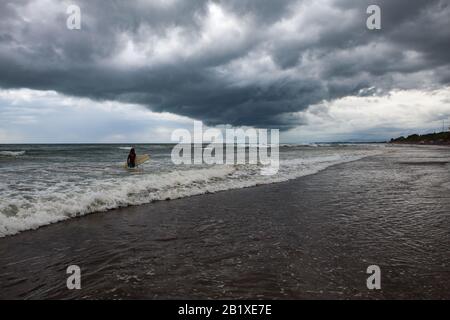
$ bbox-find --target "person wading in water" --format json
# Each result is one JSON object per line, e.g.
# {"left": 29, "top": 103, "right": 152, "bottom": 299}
{"left": 127, "top": 148, "right": 137, "bottom": 168}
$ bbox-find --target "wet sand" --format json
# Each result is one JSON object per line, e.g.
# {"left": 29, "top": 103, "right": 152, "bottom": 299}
{"left": 1, "top": 145, "right": 449, "bottom": 299}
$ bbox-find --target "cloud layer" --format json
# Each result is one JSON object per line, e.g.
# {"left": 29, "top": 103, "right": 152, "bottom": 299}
{"left": 0, "top": 0, "right": 449, "bottom": 129}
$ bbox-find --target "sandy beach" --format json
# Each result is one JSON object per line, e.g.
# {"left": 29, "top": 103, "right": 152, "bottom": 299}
{"left": 1, "top": 145, "right": 449, "bottom": 300}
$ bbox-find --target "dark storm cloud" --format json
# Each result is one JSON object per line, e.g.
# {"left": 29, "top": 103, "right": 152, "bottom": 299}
{"left": 0, "top": 0, "right": 449, "bottom": 129}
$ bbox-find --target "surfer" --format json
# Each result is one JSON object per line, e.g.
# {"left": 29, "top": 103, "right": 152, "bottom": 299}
{"left": 127, "top": 148, "right": 137, "bottom": 168}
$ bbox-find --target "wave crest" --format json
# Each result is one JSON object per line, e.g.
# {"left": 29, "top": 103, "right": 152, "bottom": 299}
{"left": 0, "top": 151, "right": 26, "bottom": 157}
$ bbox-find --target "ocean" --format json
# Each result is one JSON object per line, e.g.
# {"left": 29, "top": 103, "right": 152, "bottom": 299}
{"left": 0, "top": 143, "right": 384, "bottom": 237}
{"left": 1, "top": 143, "right": 449, "bottom": 299}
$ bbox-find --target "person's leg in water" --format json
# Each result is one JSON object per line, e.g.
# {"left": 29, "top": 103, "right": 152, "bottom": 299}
{"left": 128, "top": 160, "right": 136, "bottom": 168}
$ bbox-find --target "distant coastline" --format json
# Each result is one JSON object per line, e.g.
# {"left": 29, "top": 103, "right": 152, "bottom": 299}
{"left": 390, "top": 131, "right": 450, "bottom": 146}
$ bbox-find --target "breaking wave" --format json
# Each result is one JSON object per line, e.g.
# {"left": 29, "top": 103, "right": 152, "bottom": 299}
{"left": 0, "top": 151, "right": 26, "bottom": 157}
{"left": 0, "top": 147, "right": 382, "bottom": 237}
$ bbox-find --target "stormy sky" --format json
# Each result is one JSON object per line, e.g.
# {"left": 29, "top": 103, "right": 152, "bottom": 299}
{"left": 0, "top": 0, "right": 449, "bottom": 142}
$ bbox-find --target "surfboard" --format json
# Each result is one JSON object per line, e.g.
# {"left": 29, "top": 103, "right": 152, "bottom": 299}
{"left": 123, "top": 154, "right": 150, "bottom": 169}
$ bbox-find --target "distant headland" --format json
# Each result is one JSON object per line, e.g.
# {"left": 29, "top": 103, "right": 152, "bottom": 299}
{"left": 390, "top": 131, "right": 450, "bottom": 146}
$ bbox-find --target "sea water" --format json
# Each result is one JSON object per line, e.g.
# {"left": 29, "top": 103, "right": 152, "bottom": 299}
{"left": 0, "top": 143, "right": 384, "bottom": 237}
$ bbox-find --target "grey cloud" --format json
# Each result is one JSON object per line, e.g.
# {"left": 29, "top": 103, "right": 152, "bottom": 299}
{"left": 0, "top": 0, "right": 449, "bottom": 129}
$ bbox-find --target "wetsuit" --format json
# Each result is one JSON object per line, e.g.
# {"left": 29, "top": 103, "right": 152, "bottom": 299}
{"left": 127, "top": 152, "right": 136, "bottom": 168}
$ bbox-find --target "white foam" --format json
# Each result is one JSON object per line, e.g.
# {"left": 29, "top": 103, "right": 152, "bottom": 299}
{"left": 0, "top": 166, "right": 235, "bottom": 237}
{"left": 0, "top": 150, "right": 26, "bottom": 157}
{"left": 279, "top": 143, "right": 319, "bottom": 148}
{"left": 0, "top": 148, "right": 383, "bottom": 237}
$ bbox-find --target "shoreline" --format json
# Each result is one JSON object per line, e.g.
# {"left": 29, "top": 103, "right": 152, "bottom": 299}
{"left": 390, "top": 142, "right": 450, "bottom": 147}
{"left": 390, "top": 131, "right": 450, "bottom": 146}
{"left": 1, "top": 146, "right": 449, "bottom": 299}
